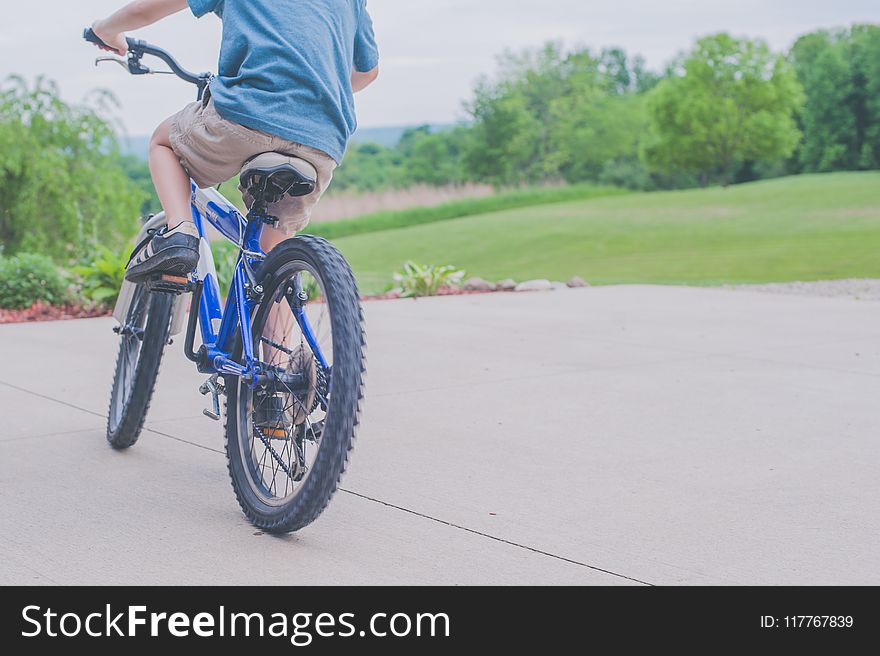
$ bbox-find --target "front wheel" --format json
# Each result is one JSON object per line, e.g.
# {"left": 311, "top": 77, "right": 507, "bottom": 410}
{"left": 107, "top": 286, "right": 173, "bottom": 449}
{"left": 225, "top": 236, "right": 366, "bottom": 533}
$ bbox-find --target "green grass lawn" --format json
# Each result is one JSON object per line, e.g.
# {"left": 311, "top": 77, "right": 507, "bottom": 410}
{"left": 332, "top": 172, "right": 880, "bottom": 294}
{"left": 304, "top": 184, "right": 628, "bottom": 240}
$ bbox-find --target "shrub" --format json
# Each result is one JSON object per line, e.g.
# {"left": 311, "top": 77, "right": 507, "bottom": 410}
{"left": 73, "top": 247, "right": 129, "bottom": 308}
{"left": 392, "top": 261, "right": 465, "bottom": 298}
{"left": 0, "top": 77, "right": 143, "bottom": 259}
{"left": 0, "top": 253, "right": 71, "bottom": 310}
{"left": 598, "top": 158, "right": 655, "bottom": 191}
{"left": 212, "top": 240, "right": 240, "bottom": 295}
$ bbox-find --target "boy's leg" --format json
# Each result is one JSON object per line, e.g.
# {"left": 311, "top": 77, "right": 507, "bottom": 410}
{"left": 149, "top": 117, "right": 194, "bottom": 225}
{"left": 261, "top": 225, "right": 295, "bottom": 370}
{"left": 260, "top": 225, "right": 289, "bottom": 254}
{"left": 124, "top": 115, "right": 200, "bottom": 283}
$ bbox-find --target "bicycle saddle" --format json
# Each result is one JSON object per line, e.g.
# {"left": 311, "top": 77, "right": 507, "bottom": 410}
{"left": 239, "top": 153, "right": 318, "bottom": 206}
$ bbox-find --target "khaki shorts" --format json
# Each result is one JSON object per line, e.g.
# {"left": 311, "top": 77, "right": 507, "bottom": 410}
{"left": 169, "top": 97, "right": 337, "bottom": 234}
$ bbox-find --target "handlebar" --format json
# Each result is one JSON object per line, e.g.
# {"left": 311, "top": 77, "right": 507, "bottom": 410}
{"left": 83, "top": 28, "right": 211, "bottom": 99}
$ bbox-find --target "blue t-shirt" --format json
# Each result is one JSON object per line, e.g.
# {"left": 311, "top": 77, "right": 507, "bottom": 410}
{"left": 188, "top": 0, "right": 379, "bottom": 164}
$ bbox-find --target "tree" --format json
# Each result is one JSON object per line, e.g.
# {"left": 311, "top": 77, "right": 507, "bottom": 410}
{"left": 397, "top": 126, "right": 472, "bottom": 186}
{"left": 631, "top": 55, "right": 663, "bottom": 94}
{"left": 465, "top": 44, "right": 570, "bottom": 185}
{"left": 851, "top": 25, "right": 880, "bottom": 169}
{"left": 465, "top": 44, "right": 655, "bottom": 187}
{"left": 597, "top": 48, "right": 662, "bottom": 95}
{"left": 329, "top": 141, "right": 402, "bottom": 192}
{"left": 465, "top": 81, "right": 546, "bottom": 185}
{"left": 790, "top": 25, "right": 880, "bottom": 172}
{"left": 551, "top": 88, "right": 647, "bottom": 183}
{"left": 599, "top": 48, "right": 632, "bottom": 94}
{"left": 119, "top": 154, "right": 161, "bottom": 216}
{"left": 643, "top": 34, "right": 804, "bottom": 187}
{"left": 0, "top": 76, "right": 143, "bottom": 259}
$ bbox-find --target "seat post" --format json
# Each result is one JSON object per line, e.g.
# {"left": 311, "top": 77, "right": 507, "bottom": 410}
{"left": 246, "top": 177, "right": 280, "bottom": 228}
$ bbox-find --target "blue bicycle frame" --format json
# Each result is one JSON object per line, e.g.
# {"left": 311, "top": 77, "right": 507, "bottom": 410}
{"left": 186, "top": 184, "right": 329, "bottom": 389}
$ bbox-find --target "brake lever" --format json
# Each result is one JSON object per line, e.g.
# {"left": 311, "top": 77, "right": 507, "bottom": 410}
{"left": 95, "top": 56, "right": 129, "bottom": 71}
{"left": 95, "top": 54, "right": 155, "bottom": 76}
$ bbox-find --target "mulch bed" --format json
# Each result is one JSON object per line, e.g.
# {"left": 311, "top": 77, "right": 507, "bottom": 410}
{"left": 0, "top": 301, "right": 111, "bottom": 325}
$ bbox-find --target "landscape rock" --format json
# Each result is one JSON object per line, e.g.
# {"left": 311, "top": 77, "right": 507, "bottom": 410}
{"left": 567, "top": 276, "right": 589, "bottom": 288}
{"left": 496, "top": 279, "right": 518, "bottom": 292}
{"left": 515, "top": 279, "right": 554, "bottom": 292}
{"left": 551, "top": 282, "right": 569, "bottom": 291}
{"left": 464, "top": 277, "right": 497, "bottom": 292}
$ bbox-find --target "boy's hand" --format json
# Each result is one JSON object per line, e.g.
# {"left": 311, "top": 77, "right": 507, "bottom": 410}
{"left": 92, "top": 18, "right": 129, "bottom": 55}
{"left": 88, "top": 2, "right": 188, "bottom": 56}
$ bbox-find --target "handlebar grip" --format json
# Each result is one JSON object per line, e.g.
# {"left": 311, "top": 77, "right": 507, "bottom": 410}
{"left": 83, "top": 27, "right": 112, "bottom": 48}
{"left": 85, "top": 28, "right": 145, "bottom": 55}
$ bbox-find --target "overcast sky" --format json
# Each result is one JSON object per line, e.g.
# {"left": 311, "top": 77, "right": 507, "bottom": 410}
{"left": 2, "top": 1, "right": 878, "bottom": 136}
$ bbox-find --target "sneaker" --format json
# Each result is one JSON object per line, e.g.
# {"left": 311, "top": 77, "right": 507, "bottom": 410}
{"left": 253, "top": 393, "right": 293, "bottom": 438}
{"left": 125, "top": 222, "right": 200, "bottom": 284}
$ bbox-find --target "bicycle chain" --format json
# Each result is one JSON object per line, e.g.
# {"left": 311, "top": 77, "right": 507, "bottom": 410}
{"left": 260, "top": 336, "right": 294, "bottom": 355}
{"left": 313, "top": 364, "right": 328, "bottom": 413}
{"left": 254, "top": 426, "right": 299, "bottom": 481}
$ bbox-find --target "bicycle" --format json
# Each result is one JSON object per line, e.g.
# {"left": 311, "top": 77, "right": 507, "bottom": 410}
{"left": 84, "top": 29, "right": 366, "bottom": 534}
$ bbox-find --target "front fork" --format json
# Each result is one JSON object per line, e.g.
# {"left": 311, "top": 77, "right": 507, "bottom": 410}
{"left": 288, "top": 274, "right": 330, "bottom": 371}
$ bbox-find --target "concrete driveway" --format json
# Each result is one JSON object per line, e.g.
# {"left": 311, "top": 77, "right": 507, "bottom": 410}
{"left": 0, "top": 286, "right": 877, "bottom": 585}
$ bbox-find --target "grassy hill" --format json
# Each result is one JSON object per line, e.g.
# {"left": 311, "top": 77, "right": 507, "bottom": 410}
{"left": 331, "top": 172, "right": 880, "bottom": 294}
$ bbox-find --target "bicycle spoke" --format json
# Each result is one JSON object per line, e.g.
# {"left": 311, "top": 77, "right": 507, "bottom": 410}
{"left": 258, "top": 436, "right": 269, "bottom": 473}
{"left": 255, "top": 427, "right": 296, "bottom": 481}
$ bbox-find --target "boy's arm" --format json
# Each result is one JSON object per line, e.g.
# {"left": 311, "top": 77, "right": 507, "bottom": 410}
{"left": 352, "top": 67, "right": 379, "bottom": 93}
{"left": 92, "top": 0, "right": 189, "bottom": 55}
{"left": 352, "top": 2, "right": 378, "bottom": 93}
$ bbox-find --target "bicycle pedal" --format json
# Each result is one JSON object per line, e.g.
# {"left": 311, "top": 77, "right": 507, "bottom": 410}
{"left": 148, "top": 274, "right": 193, "bottom": 295}
{"left": 199, "top": 376, "right": 222, "bottom": 421}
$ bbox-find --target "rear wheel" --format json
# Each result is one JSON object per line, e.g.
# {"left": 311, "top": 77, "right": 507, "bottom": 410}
{"left": 225, "top": 236, "right": 365, "bottom": 533}
{"left": 106, "top": 286, "right": 173, "bottom": 449}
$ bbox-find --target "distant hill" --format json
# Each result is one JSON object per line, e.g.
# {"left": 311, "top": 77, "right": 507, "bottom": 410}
{"left": 119, "top": 123, "right": 456, "bottom": 160}
{"left": 352, "top": 124, "right": 455, "bottom": 147}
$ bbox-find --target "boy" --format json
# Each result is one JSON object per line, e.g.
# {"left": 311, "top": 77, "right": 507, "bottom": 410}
{"left": 91, "top": 0, "right": 379, "bottom": 282}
